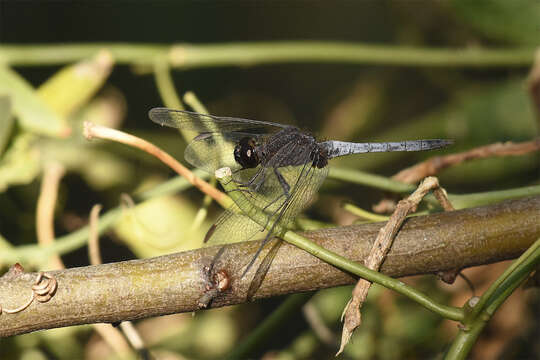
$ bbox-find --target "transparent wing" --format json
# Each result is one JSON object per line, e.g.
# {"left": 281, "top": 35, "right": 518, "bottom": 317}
{"left": 246, "top": 238, "right": 282, "bottom": 301}
{"left": 149, "top": 108, "right": 287, "bottom": 134}
{"left": 278, "top": 161, "right": 329, "bottom": 226}
{"left": 203, "top": 166, "right": 287, "bottom": 246}
{"left": 203, "top": 205, "right": 267, "bottom": 246}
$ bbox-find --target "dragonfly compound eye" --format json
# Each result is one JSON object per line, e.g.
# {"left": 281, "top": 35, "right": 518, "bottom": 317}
{"left": 234, "top": 137, "right": 260, "bottom": 169}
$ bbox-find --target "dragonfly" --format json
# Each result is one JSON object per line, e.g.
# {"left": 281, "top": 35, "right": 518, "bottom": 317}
{"left": 149, "top": 107, "right": 452, "bottom": 294}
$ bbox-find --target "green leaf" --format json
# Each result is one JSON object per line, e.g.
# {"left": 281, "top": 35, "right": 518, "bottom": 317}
{"left": 452, "top": 0, "right": 540, "bottom": 45}
{"left": 37, "top": 51, "right": 114, "bottom": 118}
{"left": 0, "top": 65, "right": 70, "bottom": 137}
{"left": 0, "top": 95, "right": 14, "bottom": 155}
{"left": 114, "top": 195, "right": 207, "bottom": 258}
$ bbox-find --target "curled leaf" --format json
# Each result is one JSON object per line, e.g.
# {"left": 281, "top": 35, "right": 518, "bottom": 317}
{"left": 37, "top": 50, "right": 114, "bottom": 118}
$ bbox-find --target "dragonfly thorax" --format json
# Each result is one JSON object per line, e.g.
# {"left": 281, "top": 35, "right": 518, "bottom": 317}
{"left": 234, "top": 137, "right": 260, "bottom": 169}
{"left": 311, "top": 146, "right": 328, "bottom": 169}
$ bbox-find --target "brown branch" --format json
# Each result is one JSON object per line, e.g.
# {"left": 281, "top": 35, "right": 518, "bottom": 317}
{"left": 393, "top": 139, "right": 540, "bottom": 184}
{"left": 1, "top": 196, "right": 538, "bottom": 337}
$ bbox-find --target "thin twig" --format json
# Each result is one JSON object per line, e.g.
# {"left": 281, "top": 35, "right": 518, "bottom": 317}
{"left": 393, "top": 139, "right": 540, "bottom": 184}
{"left": 36, "top": 162, "right": 66, "bottom": 270}
{"left": 303, "top": 302, "right": 337, "bottom": 346}
{"left": 88, "top": 204, "right": 103, "bottom": 266}
{"left": 527, "top": 49, "right": 540, "bottom": 119}
{"left": 92, "top": 323, "right": 133, "bottom": 357}
{"left": 83, "top": 122, "right": 230, "bottom": 208}
{"left": 338, "top": 177, "right": 452, "bottom": 354}
{"left": 433, "top": 186, "right": 455, "bottom": 211}
{"left": 119, "top": 322, "right": 146, "bottom": 353}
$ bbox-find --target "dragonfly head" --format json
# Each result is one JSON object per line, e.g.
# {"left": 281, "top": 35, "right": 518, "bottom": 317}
{"left": 234, "top": 137, "right": 260, "bottom": 169}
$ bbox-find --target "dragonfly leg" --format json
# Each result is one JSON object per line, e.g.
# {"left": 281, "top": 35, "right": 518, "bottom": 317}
{"left": 258, "top": 170, "right": 296, "bottom": 230}
{"left": 230, "top": 167, "right": 266, "bottom": 191}
{"left": 239, "top": 168, "right": 268, "bottom": 195}
{"left": 262, "top": 192, "right": 286, "bottom": 212}
{"left": 223, "top": 168, "right": 266, "bottom": 200}
{"left": 260, "top": 194, "right": 287, "bottom": 230}
{"left": 249, "top": 168, "right": 268, "bottom": 191}
{"left": 274, "top": 167, "right": 290, "bottom": 196}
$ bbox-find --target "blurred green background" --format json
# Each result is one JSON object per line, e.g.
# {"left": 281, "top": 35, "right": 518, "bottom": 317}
{"left": 0, "top": 1, "right": 539, "bottom": 359}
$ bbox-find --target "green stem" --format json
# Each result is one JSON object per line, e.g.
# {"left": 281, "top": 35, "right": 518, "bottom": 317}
{"left": 180, "top": 92, "right": 216, "bottom": 233}
{"left": 469, "top": 238, "right": 540, "bottom": 320}
{"left": 153, "top": 58, "right": 197, "bottom": 144}
{"left": 284, "top": 232, "right": 463, "bottom": 321}
{"left": 153, "top": 58, "right": 183, "bottom": 110}
{"left": 329, "top": 167, "right": 540, "bottom": 210}
{"left": 0, "top": 42, "right": 534, "bottom": 68}
{"left": 183, "top": 91, "right": 209, "bottom": 114}
{"left": 449, "top": 185, "right": 540, "bottom": 210}
{"left": 328, "top": 167, "right": 415, "bottom": 193}
{"left": 445, "top": 269, "right": 534, "bottom": 360}
{"left": 343, "top": 203, "right": 390, "bottom": 222}
{"left": 189, "top": 177, "right": 217, "bottom": 232}
{"left": 485, "top": 248, "right": 539, "bottom": 315}
{"left": 225, "top": 293, "right": 314, "bottom": 360}
{"left": 444, "top": 317, "right": 488, "bottom": 360}
{"left": 445, "top": 238, "right": 540, "bottom": 360}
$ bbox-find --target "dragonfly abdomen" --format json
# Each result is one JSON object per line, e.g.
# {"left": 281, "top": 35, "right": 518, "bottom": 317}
{"left": 321, "top": 139, "right": 453, "bottom": 159}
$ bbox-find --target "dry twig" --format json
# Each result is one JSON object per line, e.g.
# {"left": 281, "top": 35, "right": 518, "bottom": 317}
{"left": 393, "top": 139, "right": 540, "bottom": 184}
{"left": 338, "top": 177, "right": 452, "bottom": 354}
{"left": 36, "top": 162, "right": 66, "bottom": 270}
{"left": 88, "top": 204, "right": 103, "bottom": 266}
